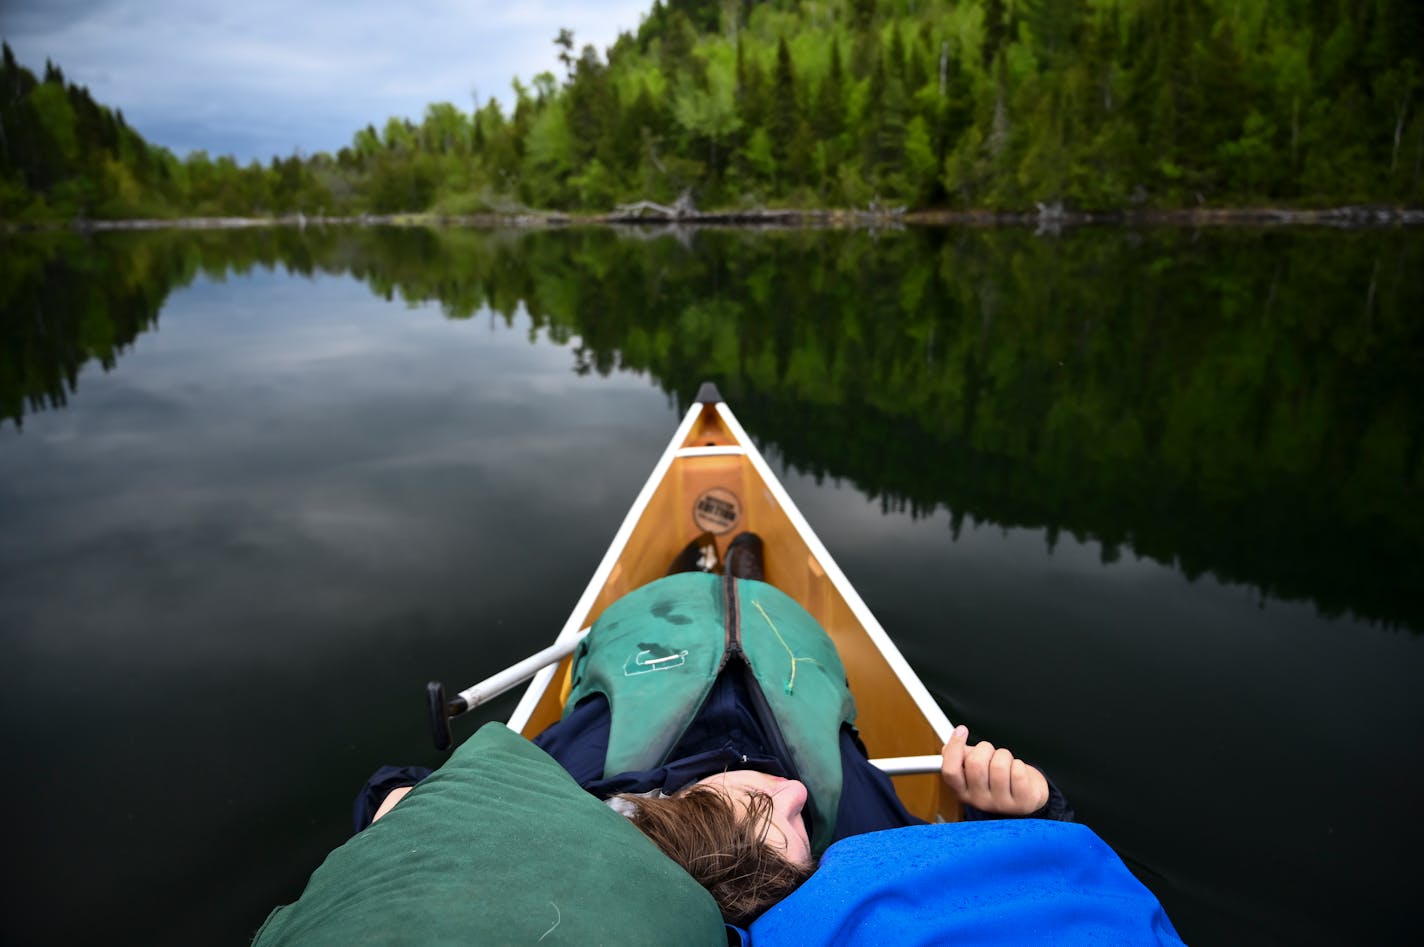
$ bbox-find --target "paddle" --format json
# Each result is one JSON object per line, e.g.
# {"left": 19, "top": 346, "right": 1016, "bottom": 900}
{"left": 869, "top": 755, "right": 944, "bottom": 775}
{"left": 427, "top": 635, "right": 946, "bottom": 776}
{"left": 427, "top": 630, "right": 590, "bottom": 750}
{"left": 430, "top": 659, "right": 946, "bottom": 784}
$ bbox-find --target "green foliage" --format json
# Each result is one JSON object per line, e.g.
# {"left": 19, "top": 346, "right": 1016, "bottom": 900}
{"left": 4, "top": 2, "right": 1424, "bottom": 219}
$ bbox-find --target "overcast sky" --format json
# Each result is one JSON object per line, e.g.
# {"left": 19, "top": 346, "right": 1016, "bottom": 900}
{"left": 2, "top": 0, "right": 652, "bottom": 162}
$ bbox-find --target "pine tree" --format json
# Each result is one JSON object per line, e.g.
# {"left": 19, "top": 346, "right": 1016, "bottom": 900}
{"left": 982, "top": 0, "right": 1007, "bottom": 71}
{"left": 813, "top": 38, "right": 845, "bottom": 141}
{"left": 770, "top": 37, "right": 798, "bottom": 166}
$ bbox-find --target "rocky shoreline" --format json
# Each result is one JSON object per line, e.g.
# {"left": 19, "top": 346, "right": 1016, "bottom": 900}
{"left": 4, "top": 203, "right": 1422, "bottom": 233}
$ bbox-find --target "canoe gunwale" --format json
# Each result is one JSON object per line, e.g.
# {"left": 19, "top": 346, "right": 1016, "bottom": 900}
{"left": 710, "top": 402, "right": 953, "bottom": 744}
{"left": 505, "top": 395, "right": 956, "bottom": 819}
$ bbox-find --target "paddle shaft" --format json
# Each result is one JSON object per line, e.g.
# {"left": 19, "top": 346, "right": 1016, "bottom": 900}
{"left": 869, "top": 755, "right": 944, "bottom": 776}
{"left": 427, "top": 630, "right": 589, "bottom": 750}
{"left": 430, "top": 636, "right": 947, "bottom": 777}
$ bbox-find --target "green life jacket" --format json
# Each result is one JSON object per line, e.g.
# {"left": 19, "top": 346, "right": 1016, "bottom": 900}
{"left": 564, "top": 572, "right": 856, "bottom": 854}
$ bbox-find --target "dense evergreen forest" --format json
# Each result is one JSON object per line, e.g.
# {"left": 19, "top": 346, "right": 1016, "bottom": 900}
{"left": 3, "top": 0, "right": 1422, "bottom": 221}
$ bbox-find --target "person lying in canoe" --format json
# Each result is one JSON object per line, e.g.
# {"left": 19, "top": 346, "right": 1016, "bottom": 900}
{"left": 358, "top": 532, "right": 1071, "bottom": 927}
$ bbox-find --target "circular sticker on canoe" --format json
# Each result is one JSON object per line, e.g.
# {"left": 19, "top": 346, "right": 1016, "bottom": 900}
{"left": 693, "top": 487, "right": 741, "bottom": 535}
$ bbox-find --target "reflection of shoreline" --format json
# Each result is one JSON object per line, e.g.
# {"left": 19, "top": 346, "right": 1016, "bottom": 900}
{"left": 5, "top": 203, "right": 1422, "bottom": 235}
{"left": 734, "top": 391, "right": 1424, "bottom": 637}
{"left": 7, "top": 226, "right": 1419, "bottom": 636}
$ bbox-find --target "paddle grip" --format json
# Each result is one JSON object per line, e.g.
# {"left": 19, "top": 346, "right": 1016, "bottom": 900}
{"left": 426, "top": 680, "right": 467, "bottom": 751}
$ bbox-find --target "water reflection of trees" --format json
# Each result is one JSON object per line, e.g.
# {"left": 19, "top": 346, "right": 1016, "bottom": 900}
{"left": 3, "top": 225, "right": 1420, "bottom": 633}
{"left": 2, "top": 233, "right": 177, "bottom": 422}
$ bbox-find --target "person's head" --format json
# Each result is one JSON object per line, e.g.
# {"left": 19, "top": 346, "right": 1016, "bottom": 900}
{"left": 615, "top": 771, "right": 816, "bottom": 926}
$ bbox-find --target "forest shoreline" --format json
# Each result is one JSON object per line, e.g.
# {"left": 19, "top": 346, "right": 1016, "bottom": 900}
{"left": 4, "top": 204, "right": 1422, "bottom": 235}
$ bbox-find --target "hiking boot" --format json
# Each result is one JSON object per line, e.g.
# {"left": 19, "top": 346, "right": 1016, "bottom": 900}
{"left": 667, "top": 531, "right": 719, "bottom": 575}
{"left": 725, "top": 531, "right": 765, "bottom": 581}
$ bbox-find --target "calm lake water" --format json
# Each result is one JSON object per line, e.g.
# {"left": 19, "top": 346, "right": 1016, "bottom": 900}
{"left": 1, "top": 225, "right": 1420, "bottom": 945}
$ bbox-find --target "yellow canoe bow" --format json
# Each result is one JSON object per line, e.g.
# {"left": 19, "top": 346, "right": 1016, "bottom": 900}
{"left": 496, "top": 383, "right": 960, "bottom": 824}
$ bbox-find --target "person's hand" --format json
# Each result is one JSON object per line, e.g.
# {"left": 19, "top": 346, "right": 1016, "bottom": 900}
{"left": 940, "top": 724, "right": 1049, "bottom": 816}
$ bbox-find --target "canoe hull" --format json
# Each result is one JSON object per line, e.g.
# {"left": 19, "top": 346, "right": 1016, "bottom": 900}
{"left": 509, "top": 394, "right": 959, "bottom": 823}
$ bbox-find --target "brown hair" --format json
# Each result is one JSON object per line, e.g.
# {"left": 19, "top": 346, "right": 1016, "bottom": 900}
{"left": 618, "top": 786, "right": 816, "bottom": 927}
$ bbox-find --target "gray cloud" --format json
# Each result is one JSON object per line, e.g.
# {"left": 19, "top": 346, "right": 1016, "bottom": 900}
{"left": 2, "top": 0, "right": 651, "bottom": 160}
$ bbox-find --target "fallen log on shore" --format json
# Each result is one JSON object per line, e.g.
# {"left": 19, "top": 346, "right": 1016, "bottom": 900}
{"left": 605, "top": 190, "right": 907, "bottom": 226}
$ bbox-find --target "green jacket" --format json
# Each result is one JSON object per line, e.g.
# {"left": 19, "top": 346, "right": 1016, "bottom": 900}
{"left": 564, "top": 572, "right": 856, "bottom": 853}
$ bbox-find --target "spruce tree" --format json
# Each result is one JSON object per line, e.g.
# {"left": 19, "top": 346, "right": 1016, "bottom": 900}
{"left": 770, "top": 37, "right": 798, "bottom": 165}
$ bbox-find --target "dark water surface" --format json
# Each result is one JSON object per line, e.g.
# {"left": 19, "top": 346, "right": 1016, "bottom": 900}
{"left": 1, "top": 225, "right": 1420, "bottom": 945}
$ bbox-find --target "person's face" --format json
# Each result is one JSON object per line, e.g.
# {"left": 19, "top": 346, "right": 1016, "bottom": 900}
{"left": 692, "top": 770, "right": 812, "bottom": 866}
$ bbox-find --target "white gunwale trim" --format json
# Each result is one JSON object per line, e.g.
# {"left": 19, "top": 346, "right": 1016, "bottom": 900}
{"left": 676, "top": 445, "right": 748, "bottom": 457}
{"left": 508, "top": 397, "right": 954, "bottom": 747}
{"left": 713, "top": 402, "right": 954, "bottom": 743}
{"left": 506, "top": 401, "right": 706, "bottom": 733}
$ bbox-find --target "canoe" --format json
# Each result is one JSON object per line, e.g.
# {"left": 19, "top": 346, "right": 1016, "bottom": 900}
{"left": 494, "top": 383, "right": 960, "bottom": 824}
{"left": 427, "top": 383, "right": 958, "bottom": 820}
